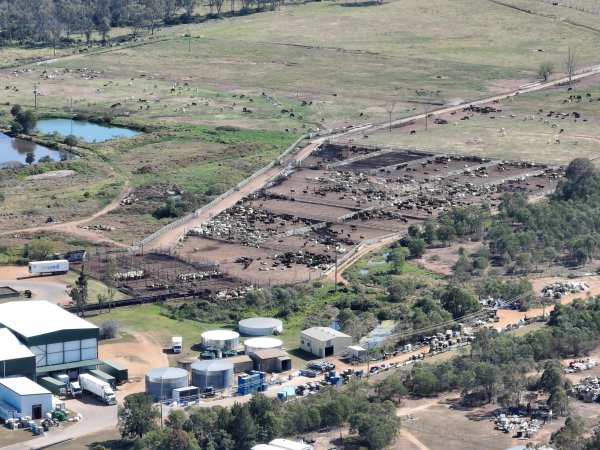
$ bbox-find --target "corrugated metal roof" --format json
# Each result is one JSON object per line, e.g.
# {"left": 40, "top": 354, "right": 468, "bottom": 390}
{"left": 0, "top": 301, "right": 98, "bottom": 338}
{"left": 0, "top": 377, "right": 51, "bottom": 396}
{"left": 0, "top": 328, "right": 35, "bottom": 361}
{"left": 250, "top": 349, "right": 288, "bottom": 360}
{"left": 270, "top": 439, "right": 313, "bottom": 450}
{"left": 301, "top": 327, "right": 351, "bottom": 341}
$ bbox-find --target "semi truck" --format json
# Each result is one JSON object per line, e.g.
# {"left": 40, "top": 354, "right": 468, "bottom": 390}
{"left": 28, "top": 260, "right": 69, "bottom": 275}
{"left": 79, "top": 373, "right": 117, "bottom": 405}
{"left": 54, "top": 374, "right": 82, "bottom": 397}
{"left": 172, "top": 336, "right": 183, "bottom": 353}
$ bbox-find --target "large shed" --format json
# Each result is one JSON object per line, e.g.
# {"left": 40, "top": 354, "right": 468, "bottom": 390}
{"left": 0, "top": 300, "right": 100, "bottom": 377}
{"left": 225, "top": 355, "right": 254, "bottom": 373}
{"left": 250, "top": 349, "right": 292, "bottom": 373}
{"left": 300, "top": 327, "right": 352, "bottom": 358}
{"left": 0, "top": 377, "right": 52, "bottom": 420}
{"left": 0, "top": 328, "right": 36, "bottom": 378}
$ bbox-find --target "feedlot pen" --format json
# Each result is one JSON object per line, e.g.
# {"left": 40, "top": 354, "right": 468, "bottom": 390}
{"left": 174, "top": 144, "right": 563, "bottom": 285}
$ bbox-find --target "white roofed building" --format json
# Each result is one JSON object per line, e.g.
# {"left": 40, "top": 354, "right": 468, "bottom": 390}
{"left": 300, "top": 327, "right": 352, "bottom": 358}
{"left": 0, "top": 301, "right": 100, "bottom": 378}
{"left": 0, "top": 328, "right": 36, "bottom": 378}
{"left": 0, "top": 377, "right": 52, "bottom": 420}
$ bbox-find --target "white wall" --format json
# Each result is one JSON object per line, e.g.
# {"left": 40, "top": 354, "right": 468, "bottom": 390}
{"left": 30, "top": 338, "right": 97, "bottom": 366}
{"left": 0, "top": 385, "right": 52, "bottom": 418}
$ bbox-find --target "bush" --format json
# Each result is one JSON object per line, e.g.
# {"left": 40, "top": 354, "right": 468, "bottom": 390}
{"left": 100, "top": 320, "right": 119, "bottom": 339}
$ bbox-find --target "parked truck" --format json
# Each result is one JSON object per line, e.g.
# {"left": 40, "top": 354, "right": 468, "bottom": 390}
{"left": 28, "top": 260, "right": 69, "bottom": 275}
{"left": 98, "top": 359, "right": 129, "bottom": 385}
{"left": 38, "top": 377, "right": 66, "bottom": 396}
{"left": 54, "top": 374, "right": 82, "bottom": 397}
{"left": 172, "top": 336, "right": 183, "bottom": 353}
{"left": 79, "top": 373, "right": 116, "bottom": 405}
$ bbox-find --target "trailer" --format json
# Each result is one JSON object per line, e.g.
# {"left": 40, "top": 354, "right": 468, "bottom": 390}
{"left": 28, "top": 260, "right": 69, "bottom": 275}
{"left": 79, "top": 373, "right": 116, "bottom": 405}
{"left": 89, "top": 369, "right": 116, "bottom": 389}
{"left": 38, "top": 377, "right": 66, "bottom": 396}
{"left": 172, "top": 386, "right": 199, "bottom": 401}
{"left": 54, "top": 374, "right": 82, "bottom": 397}
{"left": 98, "top": 359, "right": 129, "bottom": 385}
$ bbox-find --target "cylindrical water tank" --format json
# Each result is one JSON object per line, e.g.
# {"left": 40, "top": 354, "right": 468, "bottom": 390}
{"left": 244, "top": 337, "right": 283, "bottom": 354}
{"left": 201, "top": 330, "right": 240, "bottom": 350}
{"left": 191, "top": 360, "right": 234, "bottom": 390}
{"left": 177, "top": 357, "right": 198, "bottom": 372}
{"left": 238, "top": 317, "right": 283, "bottom": 336}
{"left": 145, "top": 367, "right": 189, "bottom": 401}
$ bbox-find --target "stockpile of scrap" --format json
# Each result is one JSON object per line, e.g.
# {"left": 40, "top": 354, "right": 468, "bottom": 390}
{"left": 494, "top": 414, "right": 540, "bottom": 438}
{"left": 574, "top": 375, "right": 600, "bottom": 402}
{"left": 542, "top": 281, "right": 589, "bottom": 299}
{"left": 566, "top": 358, "right": 597, "bottom": 373}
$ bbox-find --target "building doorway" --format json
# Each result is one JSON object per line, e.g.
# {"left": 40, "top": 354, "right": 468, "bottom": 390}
{"left": 325, "top": 346, "right": 334, "bottom": 357}
{"left": 32, "top": 404, "right": 42, "bottom": 420}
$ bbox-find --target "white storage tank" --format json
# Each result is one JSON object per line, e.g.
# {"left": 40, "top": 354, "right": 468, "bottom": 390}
{"left": 244, "top": 337, "right": 283, "bottom": 354}
{"left": 191, "top": 360, "right": 234, "bottom": 390}
{"left": 238, "top": 317, "right": 283, "bottom": 336}
{"left": 201, "top": 330, "right": 240, "bottom": 350}
{"left": 145, "top": 367, "right": 189, "bottom": 401}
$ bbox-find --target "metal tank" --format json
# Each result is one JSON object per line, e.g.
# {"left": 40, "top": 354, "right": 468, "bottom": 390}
{"left": 145, "top": 367, "right": 189, "bottom": 401}
{"left": 177, "top": 357, "right": 198, "bottom": 372}
{"left": 201, "top": 330, "right": 240, "bottom": 350}
{"left": 244, "top": 337, "right": 283, "bottom": 354}
{"left": 191, "top": 360, "right": 234, "bottom": 390}
{"left": 238, "top": 317, "right": 283, "bottom": 336}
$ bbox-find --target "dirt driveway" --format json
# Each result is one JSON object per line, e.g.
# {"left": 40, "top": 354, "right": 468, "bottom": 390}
{"left": 0, "top": 266, "right": 70, "bottom": 305}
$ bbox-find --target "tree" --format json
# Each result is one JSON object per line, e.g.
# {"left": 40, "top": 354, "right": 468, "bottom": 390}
{"left": 68, "top": 268, "right": 89, "bottom": 317}
{"left": 126, "top": 2, "right": 148, "bottom": 39}
{"left": 551, "top": 416, "right": 585, "bottom": 450}
{"left": 99, "top": 16, "right": 111, "bottom": 43}
{"left": 248, "top": 393, "right": 282, "bottom": 443}
{"left": 64, "top": 134, "right": 78, "bottom": 148}
{"left": 46, "top": 17, "right": 63, "bottom": 56}
{"left": 386, "top": 247, "right": 406, "bottom": 274}
{"left": 565, "top": 46, "right": 577, "bottom": 87}
{"left": 25, "top": 152, "right": 35, "bottom": 165}
{"left": 565, "top": 157, "right": 595, "bottom": 183}
{"left": 548, "top": 387, "right": 569, "bottom": 416}
{"left": 228, "top": 403, "right": 256, "bottom": 450}
{"left": 539, "top": 361, "right": 565, "bottom": 393}
{"left": 24, "top": 237, "right": 56, "bottom": 260}
{"left": 440, "top": 283, "right": 481, "bottom": 319}
{"left": 538, "top": 61, "right": 554, "bottom": 81}
{"left": 10, "top": 104, "right": 22, "bottom": 116}
{"left": 407, "top": 237, "right": 426, "bottom": 259}
{"left": 118, "top": 393, "right": 159, "bottom": 439}
{"left": 374, "top": 375, "right": 407, "bottom": 404}
{"left": 15, "top": 110, "right": 37, "bottom": 133}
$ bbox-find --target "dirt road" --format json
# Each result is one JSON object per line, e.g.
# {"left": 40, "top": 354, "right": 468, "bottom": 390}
{"left": 0, "top": 180, "right": 131, "bottom": 247}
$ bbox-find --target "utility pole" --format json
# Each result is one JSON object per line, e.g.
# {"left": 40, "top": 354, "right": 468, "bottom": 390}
{"left": 366, "top": 342, "right": 370, "bottom": 378}
{"left": 33, "top": 83, "right": 37, "bottom": 109}
{"left": 334, "top": 247, "right": 338, "bottom": 292}
{"left": 188, "top": 30, "right": 191, "bottom": 53}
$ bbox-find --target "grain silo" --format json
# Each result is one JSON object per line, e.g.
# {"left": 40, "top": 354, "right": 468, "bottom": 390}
{"left": 244, "top": 337, "right": 283, "bottom": 354}
{"left": 191, "top": 360, "right": 234, "bottom": 390}
{"left": 238, "top": 317, "right": 283, "bottom": 336}
{"left": 201, "top": 330, "right": 240, "bottom": 350}
{"left": 145, "top": 367, "right": 189, "bottom": 401}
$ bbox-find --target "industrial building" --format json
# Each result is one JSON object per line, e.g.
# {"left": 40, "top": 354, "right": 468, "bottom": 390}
{"left": 238, "top": 317, "right": 283, "bottom": 336}
{"left": 0, "top": 328, "right": 36, "bottom": 379}
{"left": 300, "top": 327, "right": 352, "bottom": 357}
{"left": 249, "top": 349, "right": 292, "bottom": 373}
{"left": 0, "top": 301, "right": 100, "bottom": 378}
{"left": 225, "top": 355, "right": 254, "bottom": 373}
{"left": 0, "top": 377, "right": 52, "bottom": 420}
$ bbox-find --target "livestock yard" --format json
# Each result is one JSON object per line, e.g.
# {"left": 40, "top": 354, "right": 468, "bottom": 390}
{"left": 168, "top": 143, "right": 562, "bottom": 285}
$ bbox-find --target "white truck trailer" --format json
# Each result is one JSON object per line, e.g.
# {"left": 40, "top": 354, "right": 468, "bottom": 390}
{"left": 172, "top": 336, "right": 183, "bottom": 353}
{"left": 28, "top": 260, "right": 69, "bottom": 275}
{"left": 79, "top": 373, "right": 117, "bottom": 405}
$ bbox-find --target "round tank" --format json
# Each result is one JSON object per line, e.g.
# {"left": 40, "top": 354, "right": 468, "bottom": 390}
{"left": 238, "top": 317, "right": 283, "bottom": 336}
{"left": 177, "top": 357, "right": 198, "bottom": 372}
{"left": 191, "top": 360, "right": 234, "bottom": 390}
{"left": 145, "top": 367, "right": 189, "bottom": 401}
{"left": 244, "top": 337, "right": 283, "bottom": 354}
{"left": 201, "top": 330, "right": 240, "bottom": 350}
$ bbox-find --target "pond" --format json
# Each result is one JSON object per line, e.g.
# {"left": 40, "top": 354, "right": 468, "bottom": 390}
{"left": 36, "top": 118, "right": 140, "bottom": 143}
{"left": 0, "top": 133, "right": 65, "bottom": 165}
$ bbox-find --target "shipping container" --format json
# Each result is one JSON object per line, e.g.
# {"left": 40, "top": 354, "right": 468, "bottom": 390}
{"left": 98, "top": 359, "right": 129, "bottom": 385}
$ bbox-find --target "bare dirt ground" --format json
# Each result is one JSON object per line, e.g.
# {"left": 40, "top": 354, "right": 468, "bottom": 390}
{"left": 98, "top": 332, "right": 168, "bottom": 398}
{"left": 414, "top": 242, "right": 484, "bottom": 276}
{"left": 0, "top": 265, "right": 70, "bottom": 304}
{"left": 25, "top": 169, "right": 76, "bottom": 180}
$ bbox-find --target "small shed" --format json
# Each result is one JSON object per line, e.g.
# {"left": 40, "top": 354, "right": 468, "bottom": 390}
{"left": 225, "top": 355, "right": 254, "bottom": 373}
{"left": 250, "top": 349, "right": 292, "bottom": 373}
{"left": 348, "top": 345, "right": 367, "bottom": 359}
{"left": 0, "top": 377, "right": 52, "bottom": 420}
{"left": 300, "top": 327, "right": 352, "bottom": 358}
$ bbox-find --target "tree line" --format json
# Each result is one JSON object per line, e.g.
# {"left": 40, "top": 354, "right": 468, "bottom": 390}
{"left": 0, "top": 0, "right": 287, "bottom": 47}
{"left": 115, "top": 384, "right": 401, "bottom": 450}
